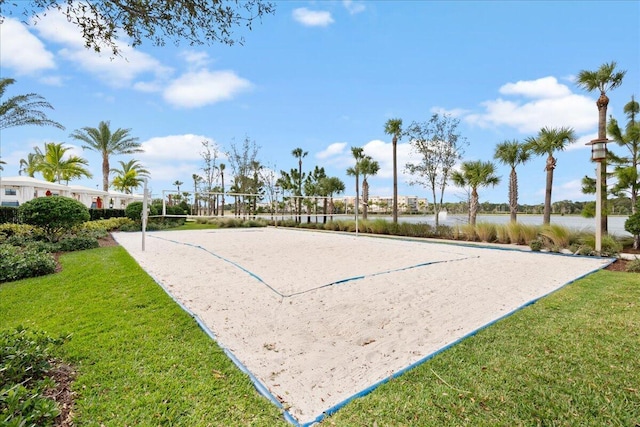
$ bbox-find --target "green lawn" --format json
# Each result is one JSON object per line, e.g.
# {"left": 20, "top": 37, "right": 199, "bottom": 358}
{"left": 1, "top": 246, "right": 638, "bottom": 426}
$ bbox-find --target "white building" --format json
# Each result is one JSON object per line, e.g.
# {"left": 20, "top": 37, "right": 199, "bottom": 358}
{"left": 0, "top": 176, "right": 143, "bottom": 209}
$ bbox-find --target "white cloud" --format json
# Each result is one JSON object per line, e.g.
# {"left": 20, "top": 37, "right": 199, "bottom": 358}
{"left": 343, "top": 0, "right": 366, "bottom": 14}
{"left": 139, "top": 134, "right": 218, "bottom": 161}
{"left": 292, "top": 8, "right": 334, "bottom": 27}
{"left": 316, "top": 142, "right": 347, "bottom": 160}
{"left": 499, "top": 76, "right": 572, "bottom": 99}
{"left": 180, "top": 50, "right": 212, "bottom": 69}
{"left": 465, "top": 76, "right": 597, "bottom": 134}
{"left": 0, "top": 18, "right": 55, "bottom": 75}
{"left": 31, "top": 11, "right": 171, "bottom": 88}
{"left": 163, "top": 70, "right": 252, "bottom": 108}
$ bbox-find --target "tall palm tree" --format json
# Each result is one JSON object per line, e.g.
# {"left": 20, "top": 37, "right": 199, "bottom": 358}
{"left": 291, "top": 147, "right": 307, "bottom": 223}
{"left": 19, "top": 153, "right": 42, "bottom": 177}
{"left": 493, "top": 139, "right": 530, "bottom": 222}
{"left": 576, "top": 61, "right": 626, "bottom": 234}
{"left": 384, "top": 118, "right": 403, "bottom": 223}
{"left": 451, "top": 160, "right": 500, "bottom": 226}
{"left": 0, "top": 78, "right": 64, "bottom": 130}
{"left": 525, "top": 126, "right": 577, "bottom": 225}
{"left": 219, "top": 163, "right": 226, "bottom": 216}
{"left": 325, "top": 176, "right": 345, "bottom": 220}
{"left": 110, "top": 159, "right": 149, "bottom": 193}
{"left": 359, "top": 156, "right": 380, "bottom": 220}
{"left": 346, "top": 147, "right": 365, "bottom": 219}
{"left": 69, "top": 120, "right": 142, "bottom": 192}
{"left": 36, "top": 142, "right": 92, "bottom": 184}
{"left": 0, "top": 158, "right": 5, "bottom": 171}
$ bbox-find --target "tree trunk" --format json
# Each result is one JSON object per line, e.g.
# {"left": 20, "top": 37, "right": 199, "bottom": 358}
{"left": 543, "top": 156, "right": 554, "bottom": 225}
{"left": 597, "top": 92, "right": 609, "bottom": 234}
{"left": 470, "top": 188, "right": 479, "bottom": 226}
{"left": 102, "top": 154, "right": 109, "bottom": 192}
{"left": 509, "top": 167, "right": 518, "bottom": 222}
{"left": 392, "top": 137, "right": 398, "bottom": 224}
{"left": 362, "top": 179, "right": 369, "bottom": 220}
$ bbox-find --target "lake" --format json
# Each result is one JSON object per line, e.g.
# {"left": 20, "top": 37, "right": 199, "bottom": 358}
{"left": 283, "top": 213, "right": 632, "bottom": 236}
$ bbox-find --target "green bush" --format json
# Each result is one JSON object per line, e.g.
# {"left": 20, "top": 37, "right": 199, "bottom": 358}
{"left": 18, "top": 196, "right": 90, "bottom": 242}
{"left": 0, "top": 244, "right": 56, "bottom": 282}
{"left": 58, "top": 236, "right": 100, "bottom": 252}
{"left": 626, "top": 258, "right": 640, "bottom": 273}
{"left": 625, "top": 212, "right": 640, "bottom": 236}
{"left": 529, "top": 239, "right": 544, "bottom": 252}
{"left": 0, "top": 327, "right": 68, "bottom": 426}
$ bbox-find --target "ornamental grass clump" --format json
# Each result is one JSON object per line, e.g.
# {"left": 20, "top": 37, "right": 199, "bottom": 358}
{"left": 539, "top": 224, "right": 574, "bottom": 249}
{"left": 626, "top": 258, "right": 640, "bottom": 273}
{"left": 475, "top": 222, "right": 496, "bottom": 243}
{"left": 495, "top": 224, "right": 510, "bottom": 244}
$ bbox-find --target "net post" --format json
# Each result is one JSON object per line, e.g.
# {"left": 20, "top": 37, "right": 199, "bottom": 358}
{"left": 142, "top": 178, "right": 148, "bottom": 251}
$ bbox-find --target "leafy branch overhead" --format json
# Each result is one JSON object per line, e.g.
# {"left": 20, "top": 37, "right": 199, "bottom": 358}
{"left": 2, "top": 0, "right": 276, "bottom": 56}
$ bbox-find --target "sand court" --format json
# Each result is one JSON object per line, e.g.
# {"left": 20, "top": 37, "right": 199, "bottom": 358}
{"left": 113, "top": 227, "right": 611, "bottom": 426}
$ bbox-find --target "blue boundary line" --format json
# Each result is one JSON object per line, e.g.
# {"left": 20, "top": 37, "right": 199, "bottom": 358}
{"left": 299, "top": 258, "right": 616, "bottom": 427}
{"left": 141, "top": 230, "right": 615, "bottom": 427}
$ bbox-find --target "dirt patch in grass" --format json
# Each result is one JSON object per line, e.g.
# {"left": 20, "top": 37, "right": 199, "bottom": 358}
{"left": 98, "top": 232, "right": 119, "bottom": 247}
{"left": 44, "top": 362, "right": 77, "bottom": 427}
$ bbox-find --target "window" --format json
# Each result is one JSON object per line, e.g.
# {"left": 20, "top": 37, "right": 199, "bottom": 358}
{"left": 4, "top": 188, "right": 17, "bottom": 196}
{"left": 1, "top": 201, "right": 19, "bottom": 207}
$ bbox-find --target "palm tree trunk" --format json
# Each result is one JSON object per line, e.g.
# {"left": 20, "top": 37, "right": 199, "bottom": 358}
{"left": 392, "top": 137, "right": 398, "bottom": 224}
{"left": 102, "top": 155, "right": 109, "bottom": 192}
{"left": 470, "top": 188, "right": 479, "bottom": 226}
{"left": 362, "top": 179, "right": 369, "bottom": 220}
{"left": 509, "top": 167, "right": 518, "bottom": 222}
{"left": 543, "top": 159, "right": 554, "bottom": 225}
{"left": 598, "top": 92, "right": 609, "bottom": 234}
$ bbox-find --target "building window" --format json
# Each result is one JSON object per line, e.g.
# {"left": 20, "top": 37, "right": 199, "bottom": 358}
{"left": 4, "top": 189, "right": 17, "bottom": 196}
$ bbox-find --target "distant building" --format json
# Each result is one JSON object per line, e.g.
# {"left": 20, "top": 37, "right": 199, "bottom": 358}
{"left": 0, "top": 176, "right": 143, "bottom": 209}
{"left": 334, "top": 195, "right": 429, "bottom": 214}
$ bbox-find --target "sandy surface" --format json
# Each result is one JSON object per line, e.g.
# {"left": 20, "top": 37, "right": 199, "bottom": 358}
{"left": 113, "top": 228, "right": 610, "bottom": 425}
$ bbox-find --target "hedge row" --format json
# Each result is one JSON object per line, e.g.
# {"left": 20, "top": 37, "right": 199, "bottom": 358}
{"left": 0, "top": 206, "right": 126, "bottom": 224}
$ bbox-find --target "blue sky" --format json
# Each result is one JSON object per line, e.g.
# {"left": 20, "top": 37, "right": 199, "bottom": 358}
{"left": 1, "top": 1, "right": 639, "bottom": 205}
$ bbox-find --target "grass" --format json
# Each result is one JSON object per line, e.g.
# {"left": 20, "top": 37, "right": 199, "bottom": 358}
{"left": 1, "top": 245, "right": 639, "bottom": 426}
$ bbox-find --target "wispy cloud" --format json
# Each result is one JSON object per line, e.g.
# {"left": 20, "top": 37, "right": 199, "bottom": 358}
{"left": 343, "top": 0, "right": 366, "bottom": 15}
{"left": 464, "top": 76, "right": 596, "bottom": 134}
{"left": 0, "top": 18, "right": 56, "bottom": 75}
{"left": 163, "top": 70, "right": 252, "bottom": 108}
{"left": 292, "top": 8, "right": 334, "bottom": 27}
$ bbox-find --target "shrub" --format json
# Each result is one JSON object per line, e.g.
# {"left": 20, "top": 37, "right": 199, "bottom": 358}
{"left": 579, "top": 234, "right": 622, "bottom": 257}
{"left": 57, "top": 236, "right": 100, "bottom": 252}
{"left": 18, "top": 196, "right": 90, "bottom": 242}
{"left": 0, "top": 244, "right": 56, "bottom": 282}
{"left": 625, "top": 212, "right": 640, "bottom": 236}
{"left": 459, "top": 223, "right": 476, "bottom": 241}
{"left": 82, "top": 217, "right": 134, "bottom": 232}
{"left": 626, "top": 258, "right": 640, "bottom": 273}
{"left": 0, "top": 327, "right": 68, "bottom": 426}
{"left": 0, "top": 206, "right": 19, "bottom": 224}
{"left": 529, "top": 239, "right": 544, "bottom": 252}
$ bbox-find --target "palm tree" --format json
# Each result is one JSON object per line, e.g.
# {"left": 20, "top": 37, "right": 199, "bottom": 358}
{"left": 219, "top": 163, "right": 226, "bottom": 216}
{"left": 359, "top": 156, "right": 380, "bottom": 220}
{"left": 0, "top": 78, "right": 64, "bottom": 130}
{"left": 36, "top": 142, "right": 92, "bottom": 184}
{"left": 291, "top": 148, "right": 307, "bottom": 223}
{"left": 576, "top": 61, "right": 626, "bottom": 234}
{"left": 451, "top": 160, "right": 500, "bottom": 226}
{"left": 525, "top": 127, "right": 577, "bottom": 225}
{"left": 69, "top": 120, "right": 142, "bottom": 192}
{"left": 0, "top": 158, "right": 5, "bottom": 171}
{"left": 346, "top": 147, "right": 365, "bottom": 219}
{"left": 110, "top": 159, "right": 149, "bottom": 193}
{"left": 321, "top": 176, "right": 345, "bottom": 221}
{"left": 19, "top": 153, "right": 42, "bottom": 177}
{"left": 493, "top": 139, "right": 530, "bottom": 222}
{"left": 384, "top": 118, "right": 403, "bottom": 223}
